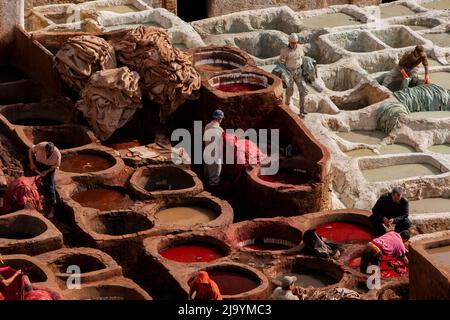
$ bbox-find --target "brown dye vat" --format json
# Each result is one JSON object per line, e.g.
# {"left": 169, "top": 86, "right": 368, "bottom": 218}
{"left": 0, "top": 232, "right": 36, "bottom": 240}
{"left": 72, "top": 188, "right": 134, "bottom": 211}
{"left": 60, "top": 154, "right": 114, "bottom": 173}
{"left": 54, "top": 254, "right": 106, "bottom": 274}
{"left": 428, "top": 245, "right": 450, "bottom": 271}
{"left": 138, "top": 170, "right": 195, "bottom": 192}
{"left": 90, "top": 211, "right": 153, "bottom": 236}
{"left": 103, "top": 130, "right": 152, "bottom": 150}
{"left": 198, "top": 63, "right": 238, "bottom": 72}
{"left": 0, "top": 65, "right": 27, "bottom": 83}
{"left": 26, "top": 126, "right": 93, "bottom": 150}
{"left": 258, "top": 168, "right": 311, "bottom": 185}
{"left": 208, "top": 270, "right": 260, "bottom": 295}
{"left": 155, "top": 206, "right": 218, "bottom": 227}
{"left": 276, "top": 271, "right": 336, "bottom": 288}
{"left": 63, "top": 285, "right": 149, "bottom": 300}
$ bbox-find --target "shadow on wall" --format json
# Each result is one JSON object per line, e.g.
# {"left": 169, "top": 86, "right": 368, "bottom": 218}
{"left": 177, "top": 0, "right": 208, "bottom": 22}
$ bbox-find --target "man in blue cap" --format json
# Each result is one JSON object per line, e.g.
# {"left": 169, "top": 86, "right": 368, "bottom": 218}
{"left": 204, "top": 109, "right": 224, "bottom": 188}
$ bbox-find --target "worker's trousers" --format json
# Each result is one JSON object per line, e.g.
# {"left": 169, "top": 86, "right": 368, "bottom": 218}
{"left": 204, "top": 163, "right": 222, "bottom": 187}
{"left": 382, "top": 65, "right": 419, "bottom": 88}
{"left": 285, "top": 70, "right": 309, "bottom": 114}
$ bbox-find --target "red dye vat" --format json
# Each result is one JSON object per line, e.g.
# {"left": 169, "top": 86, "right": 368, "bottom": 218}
{"left": 208, "top": 270, "right": 259, "bottom": 295}
{"left": 244, "top": 242, "right": 292, "bottom": 251}
{"left": 349, "top": 256, "right": 408, "bottom": 278}
{"left": 259, "top": 169, "right": 311, "bottom": 185}
{"left": 215, "top": 83, "right": 266, "bottom": 93}
{"left": 315, "top": 222, "right": 375, "bottom": 244}
{"left": 159, "top": 244, "right": 225, "bottom": 263}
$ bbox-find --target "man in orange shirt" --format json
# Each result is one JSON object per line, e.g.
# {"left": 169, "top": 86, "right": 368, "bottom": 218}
{"left": 188, "top": 271, "right": 222, "bottom": 300}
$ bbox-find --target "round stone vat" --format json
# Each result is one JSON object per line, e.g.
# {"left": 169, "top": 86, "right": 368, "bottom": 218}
{"left": 257, "top": 168, "right": 312, "bottom": 185}
{"left": 71, "top": 185, "right": 134, "bottom": 211}
{"left": 22, "top": 125, "right": 95, "bottom": 150}
{"left": 60, "top": 150, "right": 116, "bottom": 174}
{"left": 321, "top": 67, "right": 364, "bottom": 92}
{"left": 63, "top": 283, "right": 151, "bottom": 300}
{"left": 1, "top": 256, "right": 49, "bottom": 284}
{"left": 158, "top": 235, "right": 229, "bottom": 263}
{"left": 199, "top": 68, "right": 282, "bottom": 129}
{"left": 102, "top": 127, "right": 154, "bottom": 151}
{"left": 88, "top": 210, "right": 154, "bottom": 236}
{"left": 0, "top": 100, "right": 73, "bottom": 127}
{"left": 189, "top": 46, "right": 252, "bottom": 73}
{"left": 377, "top": 281, "right": 409, "bottom": 300}
{"left": 209, "top": 71, "right": 272, "bottom": 93}
{"left": 0, "top": 214, "right": 47, "bottom": 240}
{"left": 300, "top": 209, "right": 375, "bottom": 244}
{"left": 54, "top": 253, "right": 106, "bottom": 274}
{"left": 267, "top": 257, "right": 345, "bottom": 290}
{"left": 229, "top": 220, "right": 302, "bottom": 252}
{"left": 151, "top": 195, "right": 233, "bottom": 231}
{"left": 199, "top": 263, "right": 269, "bottom": 299}
{"left": 130, "top": 165, "right": 203, "bottom": 200}
{"left": 316, "top": 221, "right": 375, "bottom": 244}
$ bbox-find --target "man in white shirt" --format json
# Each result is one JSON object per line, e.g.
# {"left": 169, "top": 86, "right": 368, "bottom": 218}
{"left": 279, "top": 33, "right": 309, "bottom": 117}
{"left": 28, "top": 141, "right": 61, "bottom": 218}
{"left": 272, "top": 276, "right": 301, "bottom": 300}
{"left": 203, "top": 110, "right": 225, "bottom": 188}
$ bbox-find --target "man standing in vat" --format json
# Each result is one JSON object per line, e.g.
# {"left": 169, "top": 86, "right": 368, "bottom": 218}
{"left": 369, "top": 187, "right": 412, "bottom": 235}
{"left": 28, "top": 141, "right": 61, "bottom": 218}
{"left": 277, "top": 33, "right": 309, "bottom": 117}
{"left": 203, "top": 109, "right": 225, "bottom": 189}
{"left": 382, "top": 45, "right": 430, "bottom": 89}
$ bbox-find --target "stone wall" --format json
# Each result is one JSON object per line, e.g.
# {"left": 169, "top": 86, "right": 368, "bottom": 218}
{"left": 206, "top": 0, "right": 381, "bottom": 17}
{"left": 0, "top": 0, "right": 24, "bottom": 54}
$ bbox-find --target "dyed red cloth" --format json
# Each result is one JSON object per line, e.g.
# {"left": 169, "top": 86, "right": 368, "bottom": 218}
{"left": 349, "top": 256, "right": 408, "bottom": 278}
{"left": 0, "top": 176, "right": 42, "bottom": 215}
{"left": 223, "top": 133, "right": 267, "bottom": 182}
{"left": 0, "top": 266, "right": 25, "bottom": 300}
{"left": 188, "top": 271, "right": 223, "bottom": 300}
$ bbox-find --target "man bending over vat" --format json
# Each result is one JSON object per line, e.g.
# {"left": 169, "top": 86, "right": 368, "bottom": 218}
{"left": 370, "top": 187, "right": 412, "bottom": 235}
{"left": 360, "top": 230, "right": 410, "bottom": 274}
{"left": 382, "top": 45, "right": 430, "bottom": 89}
{"left": 272, "top": 275, "right": 305, "bottom": 300}
{"left": 28, "top": 141, "right": 61, "bottom": 218}
{"left": 188, "top": 271, "right": 222, "bottom": 300}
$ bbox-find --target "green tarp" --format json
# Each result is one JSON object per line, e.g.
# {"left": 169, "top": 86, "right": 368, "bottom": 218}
{"left": 378, "top": 84, "right": 450, "bottom": 133}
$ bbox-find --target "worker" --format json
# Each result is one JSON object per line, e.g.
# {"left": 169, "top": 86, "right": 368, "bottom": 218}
{"left": 28, "top": 141, "right": 61, "bottom": 218}
{"left": 370, "top": 187, "right": 412, "bottom": 235}
{"left": 203, "top": 109, "right": 225, "bottom": 188}
{"left": 279, "top": 33, "right": 309, "bottom": 117}
{"left": 382, "top": 45, "right": 430, "bottom": 89}
{"left": 188, "top": 271, "right": 222, "bottom": 300}
{"left": 272, "top": 275, "right": 302, "bottom": 300}
{"left": 360, "top": 230, "right": 410, "bottom": 274}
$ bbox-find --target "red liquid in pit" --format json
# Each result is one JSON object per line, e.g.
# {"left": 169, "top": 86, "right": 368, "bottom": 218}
{"left": 208, "top": 270, "right": 259, "bottom": 295}
{"left": 349, "top": 256, "right": 408, "bottom": 278}
{"left": 259, "top": 169, "right": 311, "bottom": 185}
{"left": 60, "top": 154, "right": 113, "bottom": 173}
{"left": 215, "top": 83, "right": 266, "bottom": 92}
{"left": 315, "top": 222, "right": 375, "bottom": 243}
{"left": 159, "top": 244, "right": 225, "bottom": 262}
{"left": 72, "top": 188, "right": 134, "bottom": 211}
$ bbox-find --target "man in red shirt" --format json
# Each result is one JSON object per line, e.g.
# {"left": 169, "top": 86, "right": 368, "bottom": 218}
{"left": 188, "top": 271, "right": 222, "bottom": 300}
{"left": 360, "top": 230, "right": 410, "bottom": 274}
{"left": 28, "top": 142, "right": 61, "bottom": 218}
